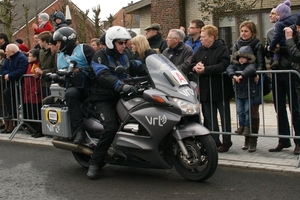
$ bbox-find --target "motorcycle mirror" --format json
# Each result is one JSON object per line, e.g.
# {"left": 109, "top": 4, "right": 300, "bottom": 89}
{"left": 115, "top": 66, "right": 126, "bottom": 76}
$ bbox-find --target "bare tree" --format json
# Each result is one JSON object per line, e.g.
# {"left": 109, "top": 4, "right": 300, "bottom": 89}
{"left": 77, "top": 9, "right": 89, "bottom": 43}
{"left": 0, "top": 0, "right": 17, "bottom": 41}
{"left": 107, "top": 14, "right": 115, "bottom": 28}
{"left": 22, "top": 2, "right": 30, "bottom": 48}
{"left": 198, "top": 0, "right": 260, "bottom": 23}
{"left": 92, "top": 5, "right": 103, "bottom": 37}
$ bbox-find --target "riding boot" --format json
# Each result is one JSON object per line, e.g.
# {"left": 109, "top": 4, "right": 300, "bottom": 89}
{"left": 242, "top": 137, "right": 250, "bottom": 150}
{"left": 249, "top": 118, "right": 259, "bottom": 153}
{"left": 74, "top": 128, "right": 85, "bottom": 144}
{"left": 87, "top": 165, "right": 99, "bottom": 179}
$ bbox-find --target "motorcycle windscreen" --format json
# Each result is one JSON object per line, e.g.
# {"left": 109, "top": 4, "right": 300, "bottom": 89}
{"left": 145, "top": 54, "right": 197, "bottom": 103}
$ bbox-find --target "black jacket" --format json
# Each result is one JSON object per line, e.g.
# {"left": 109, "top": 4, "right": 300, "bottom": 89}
{"left": 191, "top": 39, "right": 234, "bottom": 102}
{"left": 147, "top": 32, "right": 167, "bottom": 53}
{"left": 89, "top": 48, "right": 147, "bottom": 102}
{"left": 162, "top": 42, "right": 194, "bottom": 75}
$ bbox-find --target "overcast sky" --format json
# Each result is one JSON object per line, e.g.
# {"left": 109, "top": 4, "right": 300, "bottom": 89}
{"left": 71, "top": 0, "right": 140, "bottom": 20}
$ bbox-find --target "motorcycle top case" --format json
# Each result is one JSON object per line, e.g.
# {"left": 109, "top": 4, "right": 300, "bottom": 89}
{"left": 41, "top": 105, "right": 72, "bottom": 139}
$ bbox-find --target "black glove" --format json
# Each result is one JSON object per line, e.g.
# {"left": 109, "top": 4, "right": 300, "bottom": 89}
{"left": 117, "top": 84, "right": 138, "bottom": 95}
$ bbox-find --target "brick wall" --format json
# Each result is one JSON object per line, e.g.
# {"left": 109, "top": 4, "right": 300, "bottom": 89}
{"left": 150, "top": 0, "right": 182, "bottom": 38}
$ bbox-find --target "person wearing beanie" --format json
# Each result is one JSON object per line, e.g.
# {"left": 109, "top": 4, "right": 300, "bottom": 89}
{"left": 226, "top": 46, "right": 259, "bottom": 137}
{"left": 32, "top": 13, "right": 53, "bottom": 34}
{"left": 268, "top": 0, "right": 298, "bottom": 69}
{"left": 14, "top": 39, "right": 29, "bottom": 55}
{"left": 284, "top": 14, "right": 300, "bottom": 155}
{"left": 99, "top": 33, "right": 106, "bottom": 49}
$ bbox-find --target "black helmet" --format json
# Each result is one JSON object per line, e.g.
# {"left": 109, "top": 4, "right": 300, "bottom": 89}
{"left": 53, "top": 27, "right": 77, "bottom": 52}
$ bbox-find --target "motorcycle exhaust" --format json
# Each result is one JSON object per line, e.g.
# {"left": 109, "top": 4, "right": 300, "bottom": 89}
{"left": 52, "top": 138, "right": 93, "bottom": 155}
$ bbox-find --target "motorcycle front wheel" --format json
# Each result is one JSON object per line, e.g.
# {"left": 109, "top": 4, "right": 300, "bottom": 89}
{"left": 172, "top": 135, "right": 218, "bottom": 182}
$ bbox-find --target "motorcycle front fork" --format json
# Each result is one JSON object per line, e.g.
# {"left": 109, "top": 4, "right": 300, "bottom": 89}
{"left": 177, "top": 139, "right": 191, "bottom": 158}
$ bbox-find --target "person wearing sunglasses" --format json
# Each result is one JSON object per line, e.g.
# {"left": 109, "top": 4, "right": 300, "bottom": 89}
{"left": 87, "top": 26, "right": 147, "bottom": 179}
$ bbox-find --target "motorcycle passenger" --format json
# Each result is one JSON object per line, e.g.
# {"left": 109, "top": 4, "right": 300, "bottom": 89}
{"left": 52, "top": 27, "right": 95, "bottom": 144}
{"left": 87, "top": 26, "right": 146, "bottom": 179}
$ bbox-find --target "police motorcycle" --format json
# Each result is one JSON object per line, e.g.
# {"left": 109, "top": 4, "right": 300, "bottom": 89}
{"left": 42, "top": 54, "right": 218, "bottom": 182}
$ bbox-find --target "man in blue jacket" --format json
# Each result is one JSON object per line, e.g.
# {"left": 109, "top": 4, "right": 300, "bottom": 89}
{"left": 1, "top": 43, "right": 27, "bottom": 133}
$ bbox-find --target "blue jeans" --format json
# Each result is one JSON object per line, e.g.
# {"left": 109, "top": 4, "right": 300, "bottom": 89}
{"left": 236, "top": 97, "right": 252, "bottom": 127}
{"left": 272, "top": 73, "right": 300, "bottom": 145}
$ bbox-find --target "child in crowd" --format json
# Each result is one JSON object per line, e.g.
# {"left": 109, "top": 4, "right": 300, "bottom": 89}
{"left": 32, "top": 13, "right": 53, "bottom": 34}
{"left": 268, "top": 0, "right": 299, "bottom": 69}
{"left": 52, "top": 11, "right": 68, "bottom": 30}
{"left": 226, "top": 46, "right": 259, "bottom": 135}
{"left": 23, "top": 49, "right": 43, "bottom": 138}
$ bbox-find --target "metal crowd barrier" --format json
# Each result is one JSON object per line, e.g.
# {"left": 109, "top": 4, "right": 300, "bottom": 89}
{"left": 1, "top": 70, "right": 300, "bottom": 166}
{"left": 205, "top": 69, "right": 300, "bottom": 140}
{"left": 0, "top": 74, "right": 50, "bottom": 140}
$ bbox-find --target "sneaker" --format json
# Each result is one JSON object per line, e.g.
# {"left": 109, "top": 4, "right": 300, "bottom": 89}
{"left": 242, "top": 127, "right": 250, "bottom": 135}
{"left": 234, "top": 126, "right": 244, "bottom": 134}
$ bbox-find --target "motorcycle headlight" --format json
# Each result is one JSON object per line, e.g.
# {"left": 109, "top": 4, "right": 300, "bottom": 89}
{"left": 172, "top": 98, "right": 200, "bottom": 115}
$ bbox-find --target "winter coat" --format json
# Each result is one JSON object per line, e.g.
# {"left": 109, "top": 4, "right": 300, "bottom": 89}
{"left": 227, "top": 46, "right": 259, "bottom": 99}
{"left": 269, "top": 14, "right": 299, "bottom": 51}
{"left": 39, "top": 47, "right": 57, "bottom": 86}
{"left": 1, "top": 51, "right": 27, "bottom": 88}
{"left": 147, "top": 32, "right": 167, "bottom": 54}
{"left": 23, "top": 61, "right": 42, "bottom": 104}
{"left": 185, "top": 36, "right": 201, "bottom": 52}
{"left": 232, "top": 37, "right": 266, "bottom": 71}
{"left": 190, "top": 39, "right": 234, "bottom": 102}
{"left": 34, "top": 21, "right": 53, "bottom": 34}
{"left": 90, "top": 47, "right": 147, "bottom": 102}
{"left": 162, "top": 42, "right": 194, "bottom": 75}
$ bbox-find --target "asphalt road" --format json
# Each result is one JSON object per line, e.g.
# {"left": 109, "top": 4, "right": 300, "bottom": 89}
{"left": 0, "top": 141, "right": 299, "bottom": 200}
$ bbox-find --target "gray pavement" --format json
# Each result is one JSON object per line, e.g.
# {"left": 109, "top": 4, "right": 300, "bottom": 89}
{"left": 1, "top": 102, "right": 300, "bottom": 173}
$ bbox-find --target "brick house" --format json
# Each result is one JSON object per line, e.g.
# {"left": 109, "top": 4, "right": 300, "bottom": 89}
{"left": 0, "top": 0, "right": 97, "bottom": 49}
{"left": 124, "top": 0, "right": 300, "bottom": 48}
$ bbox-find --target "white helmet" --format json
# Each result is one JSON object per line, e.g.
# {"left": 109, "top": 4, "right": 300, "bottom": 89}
{"left": 105, "top": 26, "right": 131, "bottom": 49}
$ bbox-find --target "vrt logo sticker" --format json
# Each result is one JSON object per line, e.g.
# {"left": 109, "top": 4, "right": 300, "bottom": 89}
{"left": 145, "top": 115, "right": 167, "bottom": 126}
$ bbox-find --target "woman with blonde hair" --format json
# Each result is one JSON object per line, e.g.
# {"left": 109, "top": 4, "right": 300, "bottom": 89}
{"left": 131, "top": 35, "right": 156, "bottom": 63}
{"left": 130, "top": 35, "right": 156, "bottom": 76}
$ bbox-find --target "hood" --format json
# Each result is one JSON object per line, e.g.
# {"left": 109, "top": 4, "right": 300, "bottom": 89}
{"left": 232, "top": 46, "right": 256, "bottom": 64}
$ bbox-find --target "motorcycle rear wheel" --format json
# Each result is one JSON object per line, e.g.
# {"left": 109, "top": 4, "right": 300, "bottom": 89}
{"left": 72, "top": 152, "right": 91, "bottom": 168}
{"left": 172, "top": 135, "right": 218, "bottom": 182}
{"left": 72, "top": 152, "right": 106, "bottom": 169}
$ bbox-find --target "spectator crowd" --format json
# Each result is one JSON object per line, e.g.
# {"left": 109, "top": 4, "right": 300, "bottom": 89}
{"left": 1, "top": 0, "right": 300, "bottom": 161}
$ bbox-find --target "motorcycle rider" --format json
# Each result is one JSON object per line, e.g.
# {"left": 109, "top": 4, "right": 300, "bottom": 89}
{"left": 87, "top": 26, "right": 146, "bottom": 179}
{"left": 52, "top": 27, "right": 95, "bottom": 144}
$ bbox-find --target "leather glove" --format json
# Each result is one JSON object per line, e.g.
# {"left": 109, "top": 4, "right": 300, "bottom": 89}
{"left": 121, "top": 84, "right": 138, "bottom": 95}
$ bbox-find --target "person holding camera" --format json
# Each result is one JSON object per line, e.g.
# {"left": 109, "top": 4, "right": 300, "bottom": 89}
{"left": 52, "top": 27, "right": 95, "bottom": 144}
{"left": 87, "top": 26, "right": 147, "bottom": 179}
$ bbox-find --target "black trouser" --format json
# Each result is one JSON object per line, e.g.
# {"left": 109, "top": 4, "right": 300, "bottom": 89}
{"left": 65, "top": 87, "right": 88, "bottom": 132}
{"left": 272, "top": 73, "right": 300, "bottom": 145}
{"left": 23, "top": 103, "right": 42, "bottom": 133}
{"left": 202, "top": 100, "right": 232, "bottom": 144}
{"left": 89, "top": 100, "right": 119, "bottom": 165}
{"left": 3, "top": 87, "right": 17, "bottom": 119}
